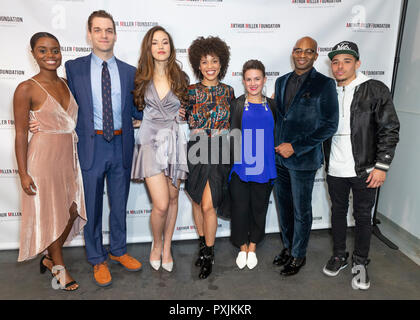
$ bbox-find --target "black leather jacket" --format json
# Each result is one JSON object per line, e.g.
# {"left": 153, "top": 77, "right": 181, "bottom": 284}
{"left": 323, "top": 79, "right": 400, "bottom": 177}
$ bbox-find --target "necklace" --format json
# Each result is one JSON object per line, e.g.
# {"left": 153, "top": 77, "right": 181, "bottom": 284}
{"left": 244, "top": 94, "right": 268, "bottom": 111}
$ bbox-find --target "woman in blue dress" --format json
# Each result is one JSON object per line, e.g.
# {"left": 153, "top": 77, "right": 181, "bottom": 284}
{"left": 229, "top": 60, "right": 277, "bottom": 270}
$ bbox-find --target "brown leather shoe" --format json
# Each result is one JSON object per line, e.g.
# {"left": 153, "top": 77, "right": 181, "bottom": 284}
{"left": 109, "top": 253, "right": 142, "bottom": 271}
{"left": 93, "top": 262, "right": 112, "bottom": 287}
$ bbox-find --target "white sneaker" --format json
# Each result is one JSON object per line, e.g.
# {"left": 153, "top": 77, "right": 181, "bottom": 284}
{"left": 236, "top": 251, "right": 247, "bottom": 269}
{"left": 247, "top": 252, "right": 258, "bottom": 269}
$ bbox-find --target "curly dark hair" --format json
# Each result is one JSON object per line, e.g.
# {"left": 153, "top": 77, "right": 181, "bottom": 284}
{"left": 188, "top": 36, "right": 230, "bottom": 81}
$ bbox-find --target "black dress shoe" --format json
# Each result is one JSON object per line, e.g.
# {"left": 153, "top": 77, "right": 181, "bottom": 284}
{"left": 280, "top": 257, "right": 306, "bottom": 276}
{"left": 273, "top": 248, "right": 291, "bottom": 266}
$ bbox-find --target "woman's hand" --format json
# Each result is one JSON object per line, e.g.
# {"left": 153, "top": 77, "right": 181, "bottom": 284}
{"left": 20, "top": 173, "right": 37, "bottom": 195}
{"left": 28, "top": 119, "right": 40, "bottom": 133}
{"left": 178, "top": 107, "right": 186, "bottom": 120}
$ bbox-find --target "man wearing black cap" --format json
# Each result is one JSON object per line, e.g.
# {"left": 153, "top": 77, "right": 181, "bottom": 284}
{"left": 322, "top": 41, "right": 400, "bottom": 290}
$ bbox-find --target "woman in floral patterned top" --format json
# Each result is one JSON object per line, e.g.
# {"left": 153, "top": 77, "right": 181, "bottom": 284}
{"left": 185, "top": 36, "right": 235, "bottom": 279}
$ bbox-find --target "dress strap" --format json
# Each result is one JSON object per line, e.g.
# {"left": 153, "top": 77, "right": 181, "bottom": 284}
{"left": 29, "top": 78, "right": 50, "bottom": 96}
{"left": 30, "top": 77, "right": 73, "bottom": 106}
{"left": 58, "top": 77, "right": 71, "bottom": 92}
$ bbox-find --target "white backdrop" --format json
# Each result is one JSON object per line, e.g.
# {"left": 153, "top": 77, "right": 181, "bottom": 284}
{"left": 0, "top": 0, "right": 403, "bottom": 250}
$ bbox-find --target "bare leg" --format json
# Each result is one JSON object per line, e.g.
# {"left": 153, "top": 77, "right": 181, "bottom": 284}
{"left": 192, "top": 201, "right": 204, "bottom": 237}
{"left": 162, "top": 178, "right": 180, "bottom": 264}
{"left": 145, "top": 173, "right": 170, "bottom": 262}
{"left": 248, "top": 242, "right": 256, "bottom": 253}
{"left": 240, "top": 244, "right": 249, "bottom": 252}
{"left": 201, "top": 181, "right": 217, "bottom": 247}
{"left": 47, "top": 202, "right": 79, "bottom": 290}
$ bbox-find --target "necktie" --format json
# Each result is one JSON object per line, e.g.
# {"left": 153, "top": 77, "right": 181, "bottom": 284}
{"left": 102, "top": 61, "right": 114, "bottom": 141}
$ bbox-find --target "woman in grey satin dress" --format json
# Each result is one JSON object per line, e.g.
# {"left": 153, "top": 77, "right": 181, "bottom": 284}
{"left": 132, "top": 26, "right": 189, "bottom": 272}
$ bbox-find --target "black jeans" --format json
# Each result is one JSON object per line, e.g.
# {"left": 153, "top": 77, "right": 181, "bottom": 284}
{"left": 327, "top": 175, "right": 377, "bottom": 259}
{"left": 229, "top": 172, "right": 273, "bottom": 248}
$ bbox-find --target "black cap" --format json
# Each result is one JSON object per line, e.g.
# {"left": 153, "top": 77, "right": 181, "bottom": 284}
{"left": 328, "top": 41, "right": 359, "bottom": 60}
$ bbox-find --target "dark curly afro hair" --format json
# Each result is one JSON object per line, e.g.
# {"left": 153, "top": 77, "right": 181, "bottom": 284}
{"left": 188, "top": 36, "right": 230, "bottom": 81}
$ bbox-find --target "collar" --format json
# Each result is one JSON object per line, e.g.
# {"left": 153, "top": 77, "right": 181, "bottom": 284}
{"left": 291, "top": 67, "right": 312, "bottom": 81}
{"left": 91, "top": 52, "right": 116, "bottom": 67}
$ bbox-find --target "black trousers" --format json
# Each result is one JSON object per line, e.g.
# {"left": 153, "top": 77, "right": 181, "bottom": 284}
{"left": 229, "top": 172, "right": 273, "bottom": 248}
{"left": 327, "top": 175, "right": 377, "bottom": 259}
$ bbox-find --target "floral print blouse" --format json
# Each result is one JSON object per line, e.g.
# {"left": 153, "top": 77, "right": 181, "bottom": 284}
{"left": 186, "top": 82, "right": 235, "bottom": 136}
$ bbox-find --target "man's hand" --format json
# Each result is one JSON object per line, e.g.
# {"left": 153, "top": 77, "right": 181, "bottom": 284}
{"left": 366, "top": 169, "right": 386, "bottom": 188}
{"left": 28, "top": 119, "right": 40, "bottom": 134}
{"left": 133, "top": 119, "right": 142, "bottom": 128}
{"left": 275, "top": 143, "right": 295, "bottom": 158}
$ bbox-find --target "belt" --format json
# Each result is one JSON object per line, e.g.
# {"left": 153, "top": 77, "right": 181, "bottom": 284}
{"left": 95, "top": 129, "right": 122, "bottom": 135}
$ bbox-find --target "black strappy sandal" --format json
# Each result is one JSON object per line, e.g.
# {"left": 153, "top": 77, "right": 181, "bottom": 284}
{"left": 39, "top": 255, "right": 53, "bottom": 274}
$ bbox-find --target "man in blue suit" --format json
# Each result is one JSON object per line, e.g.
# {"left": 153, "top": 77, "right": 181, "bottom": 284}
{"left": 272, "top": 37, "right": 339, "bottom": 276}
{"left": 65, "top": 10, "right": 143, "bottom": 286}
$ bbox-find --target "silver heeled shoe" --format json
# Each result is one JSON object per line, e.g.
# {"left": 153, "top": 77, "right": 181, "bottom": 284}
{"left": 162, "top": 246, "right": 174, "bottom": 272}
{"left": 161, "top": 261, "right": 173, "bottom": 272}
{"left": 149, "top": 240, "right": 161, "bottom": 271}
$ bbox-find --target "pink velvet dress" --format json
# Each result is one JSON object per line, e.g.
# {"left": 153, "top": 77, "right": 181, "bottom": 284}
{"left": 17, "top": 78, "right": 87, "bottom": 262}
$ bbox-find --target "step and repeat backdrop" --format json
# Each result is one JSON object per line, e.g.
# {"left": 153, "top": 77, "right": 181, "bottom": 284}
{"left": 0, "top": 0, "right": 403, "bottom": 250}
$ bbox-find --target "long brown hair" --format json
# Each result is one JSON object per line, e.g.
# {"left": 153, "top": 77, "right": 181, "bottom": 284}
{"left": 133, "top": 26, "right": 189, "bottom": 110}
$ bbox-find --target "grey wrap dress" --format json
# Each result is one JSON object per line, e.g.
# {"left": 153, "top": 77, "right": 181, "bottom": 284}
{"left": 131, "top": 82, "right": 188, "bottom": 186}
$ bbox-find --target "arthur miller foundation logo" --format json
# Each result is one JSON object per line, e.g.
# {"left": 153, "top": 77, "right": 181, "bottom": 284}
{"left": 0, "top": 212, "right": 22, "bottom": 218}
{"left": 115, "top": 21, "right": 158, "bottom": 32}
{"left": 0, "top": 119, "right": 15, "bottom": 128}
{"left": 176, "top": 224, "right": 222, "bottom": 232}
{"left": 318, "top": 47, "right": 333, "bottom": 55}
{"left": 346, "top": 22, "right": 391, "bottom": 29}
{"left": 0, "top": 69, "right": 25, "bottom": 80}
{"left": 60, "top": 45, "right": 91, "bottom": 56}
{"left": 347, "top": 5, "right": 391, "bottom": 33}
{"left": 176, "top": 48, "right": 188, "bottom": 58}
{"left": 361, "top": 70, "right": 385, "bottom": 77}
{"left": 176, "top": 225, "right": 197, "bottom": 232}
{"left": 0, "top": 16, "right": 24, "bottom": 26}
{"left": 0, "top": 168, "right": 19, "bottom": 177}
{"left": 127, "top": 209, "right": 152, "bottom": 216}
{"left": 292, "top": 0, "right": 342, "bottom": 7}
{"left": 175, "top": 0, "right": 223, "bottom": 7}
{"left": 230, "top": 23, "right": 281, "bottom": 34}
{"left": 232, "top": 71, "right": 280, "bottom": 78}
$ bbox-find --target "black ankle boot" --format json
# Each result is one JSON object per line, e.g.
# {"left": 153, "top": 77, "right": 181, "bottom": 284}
{"left": 195, "top": 236, "right": 206, "bottom": 267}
{"left": 199, "top": 245, "right": 214, "bottom": 279}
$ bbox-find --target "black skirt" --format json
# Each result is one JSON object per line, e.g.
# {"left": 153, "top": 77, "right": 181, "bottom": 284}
{"left": 185, "top": 134, "right": 231, "bottom": 208}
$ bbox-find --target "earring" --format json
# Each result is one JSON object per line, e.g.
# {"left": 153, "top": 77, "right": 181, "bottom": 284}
{"left": 244, "top": 93, "right": 249, "bottom": 111}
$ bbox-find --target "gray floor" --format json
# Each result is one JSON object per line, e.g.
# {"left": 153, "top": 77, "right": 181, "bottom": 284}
{"left": 0, "top": 230, "right": 419, "bottom": 300}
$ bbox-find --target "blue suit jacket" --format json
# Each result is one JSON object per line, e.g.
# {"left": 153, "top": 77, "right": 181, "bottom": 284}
{"left": 65, "top": 54, "right": 143, "bottom": 171}
{"left": 274, "top": 68, "right": 338, "bottom": 171}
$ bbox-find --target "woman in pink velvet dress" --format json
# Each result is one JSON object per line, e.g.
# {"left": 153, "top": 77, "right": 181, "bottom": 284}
{"left": 14, "top": 32, "right": 87, "bottom": 291}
